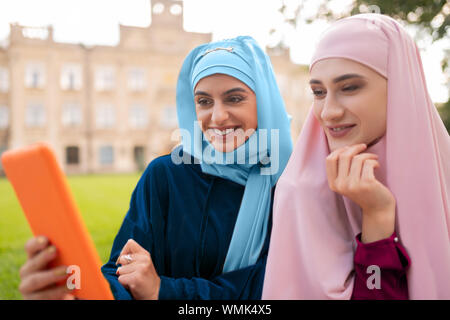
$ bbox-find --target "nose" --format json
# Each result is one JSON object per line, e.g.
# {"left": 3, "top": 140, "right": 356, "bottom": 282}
{"left": 320, "top": 93, "right": 344, "bottom": 122}
{"left": 210, "top": 102, "right": 229, "bottom": 124}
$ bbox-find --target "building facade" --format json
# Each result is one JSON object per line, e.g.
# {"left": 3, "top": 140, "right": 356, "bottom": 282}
{"left": 0, "top": 0, "right": 312, "bottom": 175}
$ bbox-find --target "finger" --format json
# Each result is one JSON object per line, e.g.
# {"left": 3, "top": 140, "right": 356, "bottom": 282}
{"left": 116, "top": 253, "right": 140, "bottom": 266}
{"left": 20, "top": 245, "right": 58, "bottom": 278}
{"left": 326, "top": 147, "right": 349, "bottom": 187}
{"left": 361, "top": 159, "right": 380, "bottom": 181}
{"left": 117, "top": 239, "right": 146, "bottom": 263}
{"left": 337, "top": 144, "right": 368, "bottom": 180}
{"left": 24, "top": 236, "right": 49, "bottom": 259}
{"left": 24, "top": 283, "right": 72, "bottom": 300}
{"left": 348, "top": 153, "right": 379, "bottom": 181}
{"left": 19, "top": 266, "right": 69, "bottom": 294}
{"left": 116, "top": 262, "right": 137, "bottom": 276}
{"left": 325, "top": 153, "right": 338, "bottom": 185}
{"left": 116, "top": 254, "right": 151, "bottom": 275}
{"left": 117, "top": 273, "right": 134, "bottom": 290}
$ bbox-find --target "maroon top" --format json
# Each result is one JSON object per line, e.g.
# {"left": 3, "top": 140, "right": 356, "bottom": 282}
{"left": 351, "top": 232, "right": 411, "bottom": 300}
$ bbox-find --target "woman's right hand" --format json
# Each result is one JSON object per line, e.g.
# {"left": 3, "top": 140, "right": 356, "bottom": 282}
{"left": 19, "top": 236, "right": 75, "bottom": 300}
{"left": 325, "top": 143, "right": 396, "bottom": 243}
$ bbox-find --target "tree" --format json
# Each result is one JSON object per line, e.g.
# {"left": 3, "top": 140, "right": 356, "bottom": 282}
{"left": 438, "top": 99, "right": 450, "bottom": 131}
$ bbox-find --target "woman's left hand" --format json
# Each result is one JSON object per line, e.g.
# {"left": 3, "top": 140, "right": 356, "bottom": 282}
{"left": 116, "top": 239, "right": 160, "bottom": 300}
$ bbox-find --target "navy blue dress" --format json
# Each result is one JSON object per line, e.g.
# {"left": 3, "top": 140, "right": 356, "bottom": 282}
{"left": 101, "top": 148, "right": 273, "bottom": 300}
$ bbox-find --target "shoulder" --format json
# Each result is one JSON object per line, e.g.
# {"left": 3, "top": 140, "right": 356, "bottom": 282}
{"left": 145, "top": 153, "right": 176, "bottom": 174}
{"left": 142, "top": 146, "right": 202, "bottom": 183}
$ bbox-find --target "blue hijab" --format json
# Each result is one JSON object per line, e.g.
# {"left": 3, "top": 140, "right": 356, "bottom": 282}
{"left": 175, "top": 36, "right": 293, "bottom": 272}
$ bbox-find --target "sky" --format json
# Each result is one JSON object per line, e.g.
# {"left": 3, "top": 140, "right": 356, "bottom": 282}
{"left": 0, "top": 0, "right": 448, "bottom": 102}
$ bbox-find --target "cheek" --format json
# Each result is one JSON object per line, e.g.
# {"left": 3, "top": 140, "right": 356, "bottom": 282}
{"left": 312, "top": 102, "right": 323, "bottom": 120}
{"left": 195, "top": 108, "right": 210, "bottom": 126}
{"left": 372, "top": 103, "right": 387, "bottom": 137}
{"left": 376, "top": 88, "right": 388, "bottom": 134}
{"left": 248, "top": 107, "right": 258, "bottom": 130}
{"left": 240, "top": 101, "right": 258, "bottom": 130}
{"left": 365, "top": 82, "right": 387, "bottom": 136}
{"left": 353, "top": 93, "right": 387, "bottom": 137}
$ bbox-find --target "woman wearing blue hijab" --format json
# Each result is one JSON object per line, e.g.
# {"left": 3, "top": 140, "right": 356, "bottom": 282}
{"left": 17, "top": 36, "right": 292, "bottom": 300}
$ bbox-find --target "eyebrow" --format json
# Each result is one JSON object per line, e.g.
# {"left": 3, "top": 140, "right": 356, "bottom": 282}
{"left": 223, "top": 87, "right": 247, "bottom": 95}
{"left": 194, "top": 90, "right": 211, "bottom": 97}
{"left": 309, "top": 73, "right": 365, "bottom": 85}
{"left": 194, "top": 87, "right": 248, "bottom": 97}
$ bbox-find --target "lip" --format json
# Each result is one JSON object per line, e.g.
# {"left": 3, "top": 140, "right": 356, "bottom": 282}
{"left": 209, "top": 125, "right": 239, "bottom": 131}
{"left": 207, "top": 126, "right": 241, "bottom": 141}
{"left": 326, "top": 124, "right": 356, "bottom": 138}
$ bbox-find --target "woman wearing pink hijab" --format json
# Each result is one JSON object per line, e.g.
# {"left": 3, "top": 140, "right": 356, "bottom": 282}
{"left": 263, "top": 14, "right": 450, "bottom": 299}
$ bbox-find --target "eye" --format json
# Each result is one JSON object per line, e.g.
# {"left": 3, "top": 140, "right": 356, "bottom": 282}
{"left": 342, "top": 85, "right": 359, "bottom": 92}
{"left": 226, "top": 95, "right": 245, "bottom": 104}
{"left": 196, "top": 97, "right": 213, "bottom": 107}
{"left": 311, "top": 87, "right": 326, "bottom": 99}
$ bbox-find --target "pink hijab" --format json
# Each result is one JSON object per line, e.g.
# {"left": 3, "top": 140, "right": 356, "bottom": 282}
{"left": 263, "top": 14, "right": 450, "bottom": 299}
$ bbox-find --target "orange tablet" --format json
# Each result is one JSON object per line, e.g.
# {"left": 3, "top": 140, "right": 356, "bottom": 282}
{"left": 1, "top": 143, "right": 114, "bottom": 300}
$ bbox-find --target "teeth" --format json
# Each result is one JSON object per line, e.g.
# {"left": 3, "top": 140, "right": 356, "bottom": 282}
{"left": 331, "top": 126, "right": 352, "bottom": 132}
{"left": 213, "top": 128, "right": 235, "bottom": 136}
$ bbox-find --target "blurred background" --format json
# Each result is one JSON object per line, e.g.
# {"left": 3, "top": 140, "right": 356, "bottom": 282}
{"left": 0, "top": 0, "right": 448, "bottom": 175}
{"left": 0, "top": 0, "right": 448, "bottom": 299}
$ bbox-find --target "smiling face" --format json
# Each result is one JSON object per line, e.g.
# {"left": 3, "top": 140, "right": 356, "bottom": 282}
{"left": 194, "top": 73, "right": 258, "bottom": 153}
{"left": 309, "top": 58, "right": 388, "bottom": 152}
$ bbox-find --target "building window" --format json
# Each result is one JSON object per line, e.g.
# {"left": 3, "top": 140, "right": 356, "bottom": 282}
{"left": 170, "top": 4, "right": 182, "bottom": 15}
{"left": 96, "top": 104, "right": 115, "bottom": 128}
{"left": 65, "top": 146, "right": 79, "bottom": 165}
{"left": 94, "top": 66, "right": 115, "bottom": 91}
{"left": 134, "top": 146, "right": 145, "bottom": 171}
{"left": 153, "top": 2, "right": 164, "bottom": 14}
{"left": 129, "top": 104, "right": 147, "bottom": 128}
{"left": 128, "top": 68, "right": 146, "bottom": 92}
{"left": 0, "top": 145, "right": 7, "bottom": 170}
{"left": 25, "top": 63, "right": 45, "bottom": 89}
{"left": 160, "top": 105, "right": 177, "bottom": 128}
{"left": 62, "top": 103, "right": 82, "bottom": 126}
{"left": 99, "top": 145, "right": 114, "bottom": 165}
{"left": 61, "top": 64, "right": 82, "bottom": 90}
{"left": 0, "top": 105, "right": 9, "bottom": 129}
{"left": 26, "top": 103, "right": 46, "bottom": 127}
{"left": 0, "top": 67, "right": 9, "bottom": 92}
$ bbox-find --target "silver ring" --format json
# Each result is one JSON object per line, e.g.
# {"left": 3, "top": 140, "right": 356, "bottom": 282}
{"left": 123, "top": 254, "right": 133, "bottom": 262}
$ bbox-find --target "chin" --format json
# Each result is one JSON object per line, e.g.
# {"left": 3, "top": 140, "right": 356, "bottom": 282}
{"left": 327, "top": 141, "right": 343, "bottom": 152}
{"left": 327, "top": 141, "right": 353, "bottom": 152}
{"left": 210, "top": 143, "right": 230, "bottom": 153}
{"left": 212, "top": 141, "right": 244, "bottom": 153}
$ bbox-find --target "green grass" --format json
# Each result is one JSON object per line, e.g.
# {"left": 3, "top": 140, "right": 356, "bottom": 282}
{"left": 0, "top": 173, "right": 141, "bottom": 300}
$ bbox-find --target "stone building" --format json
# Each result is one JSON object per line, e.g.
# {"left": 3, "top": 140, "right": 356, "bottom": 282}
{"left": 0, "top": 0, "right": 311, "bottom": 174}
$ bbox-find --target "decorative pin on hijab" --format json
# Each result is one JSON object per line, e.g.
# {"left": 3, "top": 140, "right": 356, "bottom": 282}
{"left": 202, "top": 47, "right": 233, "bottom": 56}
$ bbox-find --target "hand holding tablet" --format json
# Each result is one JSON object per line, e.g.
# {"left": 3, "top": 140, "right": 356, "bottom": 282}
{"left": 2, "top": 143, "right": 114, "bottom": 300}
